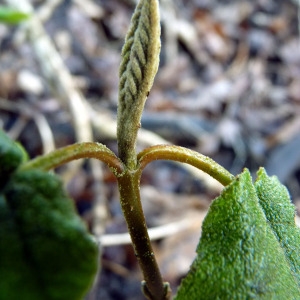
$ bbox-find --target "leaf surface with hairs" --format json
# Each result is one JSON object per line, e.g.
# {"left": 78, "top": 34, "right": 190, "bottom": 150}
{"left": 0, "top": 130, "right": 98, "bottom": 300}
{"left": 175, "top": 169, "right": 300, "bottom": 299}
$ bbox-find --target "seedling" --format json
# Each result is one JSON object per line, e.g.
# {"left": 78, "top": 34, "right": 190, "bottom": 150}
{"left": 1, "top": 0, "right": 300, "bottom": 299}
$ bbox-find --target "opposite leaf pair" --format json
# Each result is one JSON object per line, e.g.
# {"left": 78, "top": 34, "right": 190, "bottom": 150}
{"left": 176, "top": 168, "right": 300, "bottom": 299}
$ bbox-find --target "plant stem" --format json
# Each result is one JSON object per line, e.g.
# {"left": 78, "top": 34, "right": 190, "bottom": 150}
{"left": 19, "top": 142, "right": 124, "bottom": 176}
{"left": 117, "top": 168, "right": 170, "bottom": 300}
{"left": 138, "top": 145, "right": 235, "bottom": 186}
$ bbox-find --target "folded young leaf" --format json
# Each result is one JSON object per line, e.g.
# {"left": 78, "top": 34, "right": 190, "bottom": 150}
{"left": 255, "top": 167, "right": 300, "bottom": 286}
{"left": 117, "top": 0, "right": 160, "bottom": 168}
{"left": 0, "top": 131, "right": 98, "bottom": 299}
{"left": 175, "top": 169, "right": 300, "bottom": 299}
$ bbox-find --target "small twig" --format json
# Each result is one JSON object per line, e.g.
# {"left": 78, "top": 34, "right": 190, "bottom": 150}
{"left": 101, "top": 259, "right": 131, "bottom": 277}
{"left": 36, "top": 0, "right": 63, "bottom": 23}
{"left": 32, "top": 113, "right": 56, "bottom": 154}
{"left": 99, "top": 218, "right": 195, "bottom": 246}
{"left": 73, "top": 0, "right": 104, "bottom": 19}
{"left": 0, "top": 98, "right": 55, "bottom": 153}
{"left": 6, "top": 0, "right": 93, "bottom": 143}
{"left": 160, "top": 0, "right": 178, "bottom": 64}
{"left": 90, "top": 159, "right": 108, "bottom": 237}
{"left": 6, "top": 116, "right": 28, "bottom": 141}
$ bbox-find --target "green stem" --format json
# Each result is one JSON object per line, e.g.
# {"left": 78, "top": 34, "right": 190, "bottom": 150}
{"left": 117, "top": 168, "right": 170, "bottom": 300}
{"left": 20, "top": 142, "right": 124, "bottom": 176}
{"left": 138, "top": 145, "right": 235, "bottom": 186}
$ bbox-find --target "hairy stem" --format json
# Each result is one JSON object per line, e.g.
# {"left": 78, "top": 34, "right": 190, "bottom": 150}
{"left": 117, "top": 169, "right": 170, "bottom": 300}
{"left": 20, "top": 142, "right": 124, "bottom": 177}
{"left": 138, "top": 145, "right": 235, "bottom": 186}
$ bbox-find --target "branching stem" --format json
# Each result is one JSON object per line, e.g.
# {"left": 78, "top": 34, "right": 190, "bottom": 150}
{"left": 20, "top": 142, "right": 234, "bottom": 300}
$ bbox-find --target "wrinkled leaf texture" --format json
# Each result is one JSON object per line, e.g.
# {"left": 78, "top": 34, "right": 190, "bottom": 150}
{"left": 0, "top": 130, "right": 98, "bottom": 300}
{"left": 175, "top": 169, "right": 300, "bottom": 299}
{"left": 255, "top": 168, "right": 300, "bottom": 286}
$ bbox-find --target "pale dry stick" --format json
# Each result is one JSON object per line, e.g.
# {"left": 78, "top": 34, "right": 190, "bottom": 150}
{"left": 0, "top": 98, "right": 56, "bottom": 153}
{"left": 267, "top": 115, "right": 300, "bottom": 148}
{"left": 224, "top": 42, "right": 249, "bottom": 78}
{"left": 160, "top": 0, "right": 178, "bottom": 64}
{"left": 32, "top": 113, "right": 56, "bottom": 154}
{"left": 73, "top": 0, "right": 104, "bottom": 19}
{"left": 36, "top": 0, "right": 63, "bottom": 23}
{"left": 99, "top": 218, "right": 195, "bottom": 246}
{"left": 5, "top": 116, "right": 28, "bottom": 141}
{"left": 175, "top": 18, "right": 209, "bottom": 66}
{"left": 6, "top": 0, "right": 92, "bottom": 143}
{"left": 101, "top": 259, "right": 131, "bottom": 277}
{"left": 90, "top": 159, "right": 108, "bottom": 237}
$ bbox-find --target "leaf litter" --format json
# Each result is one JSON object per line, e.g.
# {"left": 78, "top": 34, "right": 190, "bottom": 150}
{"left": 1, "top": 0, "right": 300, "bottom": 298}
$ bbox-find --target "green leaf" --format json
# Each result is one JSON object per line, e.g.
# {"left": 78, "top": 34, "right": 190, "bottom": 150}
{"left": 175, "top": 169, "right": 300, "bottom": 299}
{"left": 255, "top": 167, "right": 300, "bottom": 286}
{"left": 0, "top": 6, "right": 30, "bottom": 24}
{"left": 0, "top": 130, "right": 98, "bottom": 299}
{"left": 0, "top": 130, "right": 27, "bottom": 189}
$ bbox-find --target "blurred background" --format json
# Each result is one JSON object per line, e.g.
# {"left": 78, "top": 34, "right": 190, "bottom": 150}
{"left": 1, "top": 0, "right": 300, "bottom": 299}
